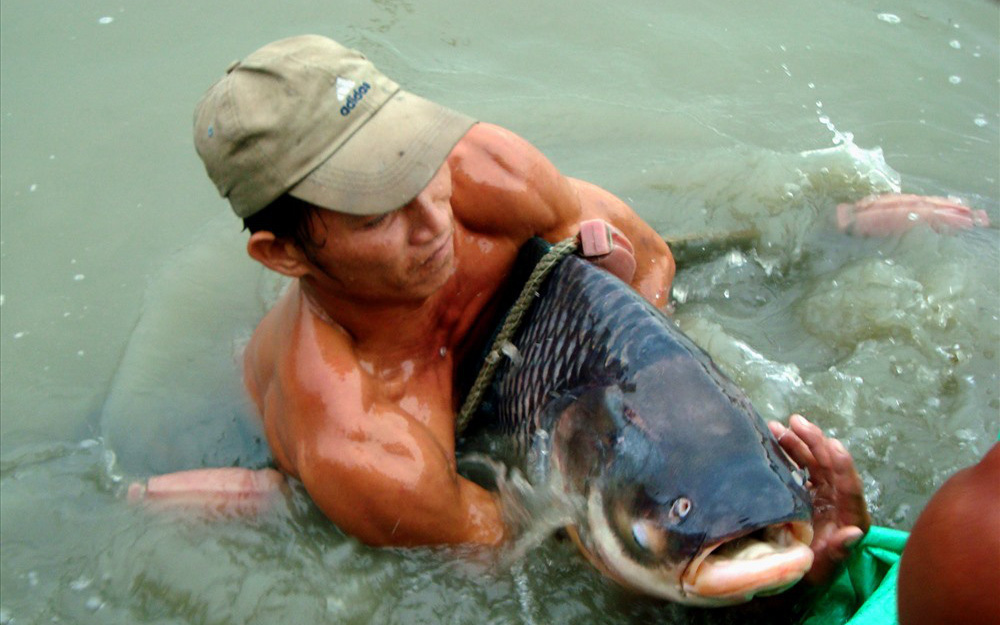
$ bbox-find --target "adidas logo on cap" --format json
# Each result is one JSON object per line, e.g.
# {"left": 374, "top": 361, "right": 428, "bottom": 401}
{"left": 335, "top": 76, "right": 371, "bottom": 117}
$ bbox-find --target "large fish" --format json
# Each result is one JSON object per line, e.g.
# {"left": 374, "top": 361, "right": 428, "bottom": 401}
{"left": 462, "top": 239, "right": 815, "bottom": 606}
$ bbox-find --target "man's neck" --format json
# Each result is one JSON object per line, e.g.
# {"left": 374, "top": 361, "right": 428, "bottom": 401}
{"left": 298, "top": 276, "right": 472, "bottom": 361}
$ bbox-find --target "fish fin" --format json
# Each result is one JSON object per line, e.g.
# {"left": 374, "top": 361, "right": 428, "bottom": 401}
{"left": 545, "top": 386, "right": 626, "bottom": 493}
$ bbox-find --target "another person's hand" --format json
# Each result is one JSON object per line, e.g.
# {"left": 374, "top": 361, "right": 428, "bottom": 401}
{"left": 768, "top": 414, "right": 871, "bottom": 585}
{"left": 837, "top": 193, "right": 989, "bottom": 237}
{"left": 577, "top": 219, "right": 637, "bottom": 283}
{"left": 128, "top": 467, "right": 285, "bottom": 516}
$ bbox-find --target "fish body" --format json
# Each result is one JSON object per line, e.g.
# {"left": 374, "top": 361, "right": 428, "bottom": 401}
{"left": 471, "top": 239, "right": 814, "bottom": 606}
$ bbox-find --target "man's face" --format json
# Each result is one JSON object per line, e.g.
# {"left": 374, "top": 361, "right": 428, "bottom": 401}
{"left": 301, "top": 162, "right": 457, "bottom": 303}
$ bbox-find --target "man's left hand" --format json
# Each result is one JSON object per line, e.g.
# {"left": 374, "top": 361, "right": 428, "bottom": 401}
{"left": 769, "top": 414, "right": 871, "bottom": 585}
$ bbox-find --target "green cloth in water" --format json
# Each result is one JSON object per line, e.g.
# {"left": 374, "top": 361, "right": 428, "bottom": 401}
{"left": 801, "top": 526, "right": 908, "bottom": 625}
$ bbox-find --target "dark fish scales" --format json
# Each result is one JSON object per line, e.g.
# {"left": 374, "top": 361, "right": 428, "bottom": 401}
{"left": 469, "top": 239, "right": 815, "bottom": 606}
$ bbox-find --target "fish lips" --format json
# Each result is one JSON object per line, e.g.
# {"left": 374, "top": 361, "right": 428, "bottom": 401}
{"left": 679, "top": 521, "right": 815, "bottom": 605}
{"left": 570, "top": 486, "right": 815, "bottom": 606}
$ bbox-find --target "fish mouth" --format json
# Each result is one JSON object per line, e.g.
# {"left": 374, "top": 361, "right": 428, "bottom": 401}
{"left": 573, "top": 489, "right": 814, "bottom": 606}
{"left": 679, "top": 522, "right": 815, "bottom": 604}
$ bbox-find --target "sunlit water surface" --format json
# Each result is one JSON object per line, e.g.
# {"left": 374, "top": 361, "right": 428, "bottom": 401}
{"left": 2, "top": 1, "right": 997, "bottom": 623}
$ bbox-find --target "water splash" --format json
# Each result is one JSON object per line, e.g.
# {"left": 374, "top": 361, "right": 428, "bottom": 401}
{"left": 458, "top": 453, "right": 583, "bottom": 569}
{"left": 800, "top": 102, "right": 901, "bottom": 194}
{"left": 512, "top": 562, "right": 540, "bottom": 625}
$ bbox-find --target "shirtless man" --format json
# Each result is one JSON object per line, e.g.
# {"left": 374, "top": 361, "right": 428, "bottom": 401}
{"left": 132, "top": 35, "right": 984, "bottom": 582}
{"left": 190, "top": 35, "right": 675, "bottom": 548}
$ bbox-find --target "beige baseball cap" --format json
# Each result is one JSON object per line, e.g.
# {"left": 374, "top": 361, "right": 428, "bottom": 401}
{"left": 193, "top": 35, "right": 476, "bottom": 218}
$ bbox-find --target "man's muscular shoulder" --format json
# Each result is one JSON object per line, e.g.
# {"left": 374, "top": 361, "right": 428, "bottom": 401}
{"left": 244, "top": 286, "right": 362, "bottom": 474}
{"left": 448, "top": 123, "right": 581, "bottom": 239}
{"left": 452, "top": 123, "right": 537, "bottom": 174}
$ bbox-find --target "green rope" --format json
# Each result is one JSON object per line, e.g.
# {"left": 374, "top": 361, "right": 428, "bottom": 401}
{"left": 455, "top": 237, "right": 579, "bottom": 434}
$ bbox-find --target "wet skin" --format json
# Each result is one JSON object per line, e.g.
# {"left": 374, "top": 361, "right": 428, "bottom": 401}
{"left": 242, "top": 123, "right": 675, "bottom": 546}
{"left": 897, "top": 443, "right": 1000, "bottom": 625}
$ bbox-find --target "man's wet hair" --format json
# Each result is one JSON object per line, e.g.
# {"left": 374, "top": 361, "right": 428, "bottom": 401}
{"left": 243, "top": 194, "right": 326, "bottom": 256}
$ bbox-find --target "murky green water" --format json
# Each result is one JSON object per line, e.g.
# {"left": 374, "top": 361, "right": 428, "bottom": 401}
{"left": 2, "top": 1, "right": 997, "bottom": 623}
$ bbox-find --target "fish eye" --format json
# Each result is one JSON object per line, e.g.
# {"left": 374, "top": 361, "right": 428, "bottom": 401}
{"left": 631, "top": 521, "right": 651, "bottom": 551}
{"left": 668, "top": 497, "right": 692, "bottom": 523}
{"left": 627, "top": 518, "right": 667, "bottom": 555}
{"left": 611, "top": 495, "right": 669, "bottom": 556}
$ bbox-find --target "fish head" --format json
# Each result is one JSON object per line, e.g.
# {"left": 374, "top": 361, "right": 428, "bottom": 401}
{"left": 547, "top": 375, "right": 815, "bottom": 606}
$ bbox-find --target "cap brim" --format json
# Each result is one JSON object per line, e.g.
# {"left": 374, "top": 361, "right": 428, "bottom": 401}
{"left": 288, "top": 90, "right": 475, "bottom": 215}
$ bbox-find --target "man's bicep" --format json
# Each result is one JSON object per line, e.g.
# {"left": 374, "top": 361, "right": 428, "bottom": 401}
{"left": 295, "top": 427, "right": 427, "bottom": 543}
{"left": 293, "top": 409, "right": 502, "bottom": 547}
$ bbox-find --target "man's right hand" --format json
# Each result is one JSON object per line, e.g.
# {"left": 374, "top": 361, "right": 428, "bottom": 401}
{"left": 128, "top": 467, "right": 285, "bottom": 516}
